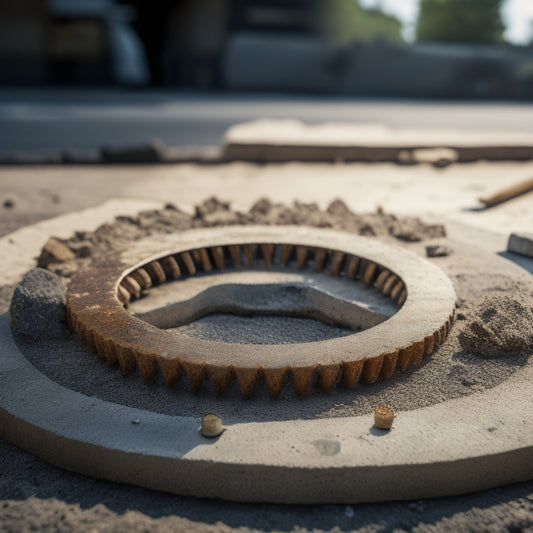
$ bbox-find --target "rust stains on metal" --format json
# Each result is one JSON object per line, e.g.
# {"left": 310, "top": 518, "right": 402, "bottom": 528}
{"left": 66, "top": 228, "right": 456, "bottom": 398}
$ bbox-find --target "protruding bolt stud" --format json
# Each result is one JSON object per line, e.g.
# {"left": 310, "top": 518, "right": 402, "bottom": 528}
{"left": 201, "top": 413, "right": 223, "bottom": 438}
{"left": 374, "top": 406, "right": 394, "bottom": 430}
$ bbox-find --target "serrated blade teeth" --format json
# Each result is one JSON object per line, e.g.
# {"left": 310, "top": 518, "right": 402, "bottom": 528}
{"left": 375, "top": 269, "right": 390, "bottom": 290}
{"left": 330, "top": 251, "right": 345, "bottom": 275}
{"left": 146, "top": 261, "right": 166, "bottom": 284}
{"left": 134, "top": 351, "right": 157, "bottom": 381}
{"left": 344, "top": 256, "right": 360, "bottom": 278}
{"left": 264, "top": 367, "right": 289, "bottom": 398}
{"left": 121, "top": 276, "right": 141, "bottom": 299}
{"left": 207, "top": 366, "right": 235, "bottom": 395}
{"left": 235, "top": 367, "right": 264, "bottom": 398}
{"left": 261, "top": 244, "right": 275, "bottom": 268}
{"left": 291, "top": 365, "right": 316, "bottom": 396}
{"left": 160, "top": 256, "right": 181, "bottom": 279}
{"left": 181, "top": 362, "right": 205, "bottom": 392}
{"left": 363, "top": 262, "right": 377, "bottom": 286}
{"left": 410, "top": 340, "right": 426, "bottom": 367}
{"left": 116, "top": 345, "right": 136, "bottom": 374}
{"left": 157, "top": 357, "right": 181, "bottom": 387}
{"left": 380, "top": 350, "right": 399, "bottom": 378}
{"left": 244, "top": 244, "right": 257, "bottom": 266}
{"left": 342, "top": 360, "right": 364, "bottom": 388}
{"left": 362, "top": 355, "right": 384, "bottom": 384}
{"left": 397, "top": 342, "right": 421, "bottom": 371}
{"left": 314, "top": 248, "right": 327, "bottom": 272}
{"left": 211, "top": 246, "right": 225, "bottom": 269}
{"left": 227, "top": 245, "right": 241, "bottom": 267}
{"left": 390, "top": 280, "right": 404, "bottom": 300}
{"left": 382, "top": 274, "right": 399, "bottom": 296}
{"left": 296, "top": 246, "right": 308, "bottom": 269}
{"left": 317, "top": 364, "right": 342, "bottom": 393}
{"left": 131, "top": 267, "right": 152, "bottom": 288}
{"left": 198, "top": 248, "right": 213, "bottom": 272}
{"left": 424, "top": 334, "right": 435, "bottom": 355}
{"left": 280, "top": 244, "right": 293, "bottom": 267}
{"left": 117, "top": 284, "right": 131, "bottom": 305}
{"left": 180, "top": 252, "right": 196, "bottom": 275}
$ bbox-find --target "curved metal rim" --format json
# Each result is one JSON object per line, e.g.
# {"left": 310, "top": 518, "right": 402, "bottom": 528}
{"left": 66, "top": 226, "right": 456, "bottom": 396}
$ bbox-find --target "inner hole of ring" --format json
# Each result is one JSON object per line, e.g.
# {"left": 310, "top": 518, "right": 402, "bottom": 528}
{"left": 118, "top": 244, "right": 406, "bottom": 339}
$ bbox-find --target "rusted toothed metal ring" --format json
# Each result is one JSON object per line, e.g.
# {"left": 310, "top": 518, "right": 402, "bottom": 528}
{"left": 66, "top": 226, "right": 456, "bottom": 398}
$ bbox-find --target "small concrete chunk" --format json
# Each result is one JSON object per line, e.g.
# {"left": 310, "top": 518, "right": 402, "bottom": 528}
{"left": 37, "top": 237, "right": 75, "bottom": 268}
{"left": 426, "top": 244, "right": 453, "bottom": 258}
{"left": 507, "top": 232, "right": 533, "bottom": 258}
{"left": 10, "top": 268, "right": 67, "bottom": 340}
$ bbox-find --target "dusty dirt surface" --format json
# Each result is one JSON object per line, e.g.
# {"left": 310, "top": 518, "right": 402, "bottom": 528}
{"left": 1, "top": 162, "right": 533, "bottom": 532}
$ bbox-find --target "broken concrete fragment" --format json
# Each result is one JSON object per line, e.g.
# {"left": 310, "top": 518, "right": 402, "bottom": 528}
{"left": 426, "top": 244, "right": 453, "bottom": 258}
{"left": 37, "top": 237, "right": 75, "bottom": 268}
{"left": 389, "top": 218, "right": 446, "bottom": 242}
{"left": 10, "top": 268, "right": 67, "bottom": 339}
{"left": 507, "top": 232, "right": 533, "bottom": 258}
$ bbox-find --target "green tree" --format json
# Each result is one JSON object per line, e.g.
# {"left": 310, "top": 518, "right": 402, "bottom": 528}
{"left": 416, "top": 0, "right": 505, "bottom": 44}
{"left": 324, "top": 0, "right": 403, "bottom": 45}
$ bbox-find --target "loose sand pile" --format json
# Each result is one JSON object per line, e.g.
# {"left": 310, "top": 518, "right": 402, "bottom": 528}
{"left": 459, "top": 296, "right": 533, "bottom": 357}
{"left": 36, "top": 197, "right": 446, "bottom": 276}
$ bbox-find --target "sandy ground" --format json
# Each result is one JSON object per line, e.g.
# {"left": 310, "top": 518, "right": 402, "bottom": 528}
{"left": 1, "top": 161, "right": 533, "bottom": 532}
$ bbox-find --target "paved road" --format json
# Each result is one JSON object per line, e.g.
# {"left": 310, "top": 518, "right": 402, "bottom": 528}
{"left": 2, "top": 88, "right": 533, "bottom": 155}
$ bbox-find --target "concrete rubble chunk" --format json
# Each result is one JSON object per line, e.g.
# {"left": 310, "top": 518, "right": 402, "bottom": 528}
{"left": 10, "top": 268, "right": 67, "bottom": 340}
{"left": 37, "top": 237, "right": 75, "bottom": 268}
{"left": 507, "top": 232, "right": 533, "bottom": 258}
{"left": 426, "top": 244, "right": 453, "bottom": 258}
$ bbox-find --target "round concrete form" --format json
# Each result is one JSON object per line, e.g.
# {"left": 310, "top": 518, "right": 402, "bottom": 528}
{"left": 0, "top": 204, "right": 532, "bottom": 504}
{"left": 66, "top": 226, "right": 456, "bottom": 397}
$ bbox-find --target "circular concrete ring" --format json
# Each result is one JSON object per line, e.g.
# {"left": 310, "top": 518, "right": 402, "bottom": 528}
{"left": 66, "top": 226, "right": 456, "bottom": 397}
{"left": 1, "top": 205, "right": 533, "bottom": 504}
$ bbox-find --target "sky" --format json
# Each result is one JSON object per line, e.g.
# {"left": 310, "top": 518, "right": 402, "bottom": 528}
{"left": 358, "top": 0, "right": 533, "bottom": 44}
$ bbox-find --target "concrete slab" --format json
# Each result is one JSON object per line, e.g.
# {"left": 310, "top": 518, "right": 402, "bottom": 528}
{"left": 223, "top": 120, "right": 533, "bottom": 162}
{"left": 0, "top": 203, "right": 532, "bottom": 503}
